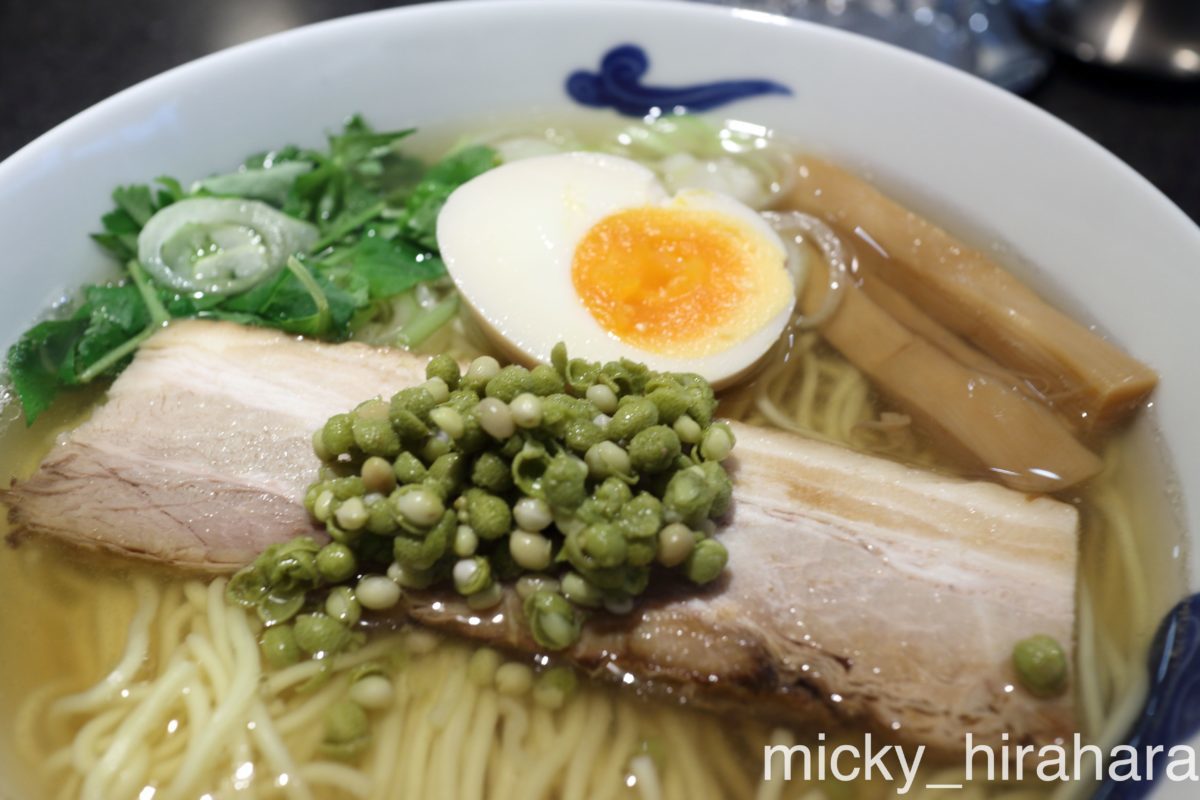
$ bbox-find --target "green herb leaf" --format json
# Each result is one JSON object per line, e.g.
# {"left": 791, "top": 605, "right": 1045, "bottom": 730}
{"left": 340, "top": 237, "right": 446, "bottom": 300}
{"left": 399, "top": 145, "right": 498, "bottom": 250}
{"left": 6, "top": 319, "right": 89, "bottom": 423}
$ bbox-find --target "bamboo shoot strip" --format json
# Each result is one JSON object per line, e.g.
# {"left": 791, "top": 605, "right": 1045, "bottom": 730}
{"left": 801, "top": 265, "right": 1103, "bottom": 492}
{"left": 787, "top": 157, "right": 1158, "bottom": 431}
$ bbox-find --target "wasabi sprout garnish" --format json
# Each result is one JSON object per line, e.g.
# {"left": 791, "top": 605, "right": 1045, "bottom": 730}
{"left": 6, "top": 115, "right": 498, "bottom": 424}
{"left": 229, "top": 344, "right": 736, "bottom": 654}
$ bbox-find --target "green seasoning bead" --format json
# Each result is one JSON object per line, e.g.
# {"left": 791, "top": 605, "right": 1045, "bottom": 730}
{"left": 325, "top": 477, "right": 366, "bottom": 501}
{"left": 323, "top": 699, "right": 370, "bottom": 758}
{"left": 425, "top": 452, "right": 467, "bottom": 500}
{"left": 515, "top": 575, "right": 560, "bottom": 599}
{"left": 312, "top": 490, "right": 335, "bottom": 523}
{"left": 322, "top": 414, "right": 356, "bottom": 456}
{"left": 657, "top": 523, "right": 695, "bottom": 568}
{"left": 390, "top": 387, "right": 437, "bottom": 422}
{"left": 422, "top": 378, "right": 450, "bottom": 404}
{"left": 356, "top": 575, "right": 402, "bottom": 610}
{"left": 523, "top": 590, "right": 581, "bottom": 651}
{"left": 390, "top": 408, "right": 430, "bottom": 443}
{"left": 592, "top": 477, "right": 633, "bottom": 517}
{"left": 581, "top": 523, "right": 628, "bottom": 568}
{"left": 317, "top": 542, "right": 358, "bottom": 583}
{"left": 673, "top": 414, "right": 702, "bottom": 445}
{"left": 457, "top": 411, "right": 488, "bottom": 455}
{"left": 454, "top": 525, "right": 479, "bottom": 557}
{"left": 387, "top": 561, "right": 435, "bottom": 590}
{"left": 453, "top": 556, "right": 493, "bottom": 596}
{"left": 540, "top": 393, "right": 584, "bottom": 436}
{"left": 477, "top": 397, "right": 516, "bottom": 440}
{"left": 1013, "top": 635, "right": 1069, "bottom": 698}
{"left": 585, "top": 383, "right": 619, "bottom": 415}
{"left": 465, "top": 489, "right": 512, "bottom": 540}
{"left": 585, "top": 441, "right": 632, "bottom": 480}
{"left": 560, "top": 572, "right": 603, "bottom": 609}
{"left": 391, "top": 511, "right": 453, "bottom": 570}
{"left": 607, "top": 397, "right": 659, "bottom": 441}
{"left": 509, "top": 531, "right": 553, "bottom": 571}
{"left": 429, "top": 406, "right": 465, "bottom": 440}
{"left": 471, "top": 451, "right": 513, "bottom": 493}
{"left": 485, "top": 365, "right": 533, "bottom": 403}
{"left": 426, "top": 353, "right": 461, "bottom": 390}
{"left": 700, "top": 422, "right": 736, "bottom": 462}
{"left": 391, "top": 485, "right": 445, "bottom": 529}
{"left": 683, "top": 538, "right": 728, "bottom": 584}
{"left": 312, "top": 428, "right": 331, "bottom": 461}
{"left": 467, "top": 582, "right": 504, "bottom": 610}
{"left": 698, "top": 461, "right": 733, "bottom": 519}
{"left": 260, "top": 625, "right": 301, "bottom": 669}
{"left": 564, "top": 419, "right": 605, "bottom": 454}
{"left": 528, "top": 364, "right": 565, "bottom": 396}
{"left": 361, "top": 457, "right": 397, "bottom": 495}
{"left": 462, "top": 355, "right": 501, "bottom": 392}
{"left": 646, "top": 386, "right": 690, "bottom": 424}
{"left": 352, "top": 417, "right": 401, "bottom": 458}
{"left": 509, "top": 393, "right": 544, "bottom": 429}
{"left": 325, "top": 586, "right": 362, "bottom": 625}
{"left": 365, "top": 497, "right": 397, "bottom": 535}
{"left": 663, "top": 466, "right": 716, "bottom": 524}
{"left": 617, "top": 493, "right": 663, "bottom": 540}
{"left": 334, "top": 497, "right": 369, "bottom": 531}
{"left": 628, "top": 425, "right": 682, "bottom": 474}
{"left": 293, "top": 613, "right": 350, "bottom": 655}
{"left": 392, "top": 452, "right": 427, "bottom": 485}
{"left": 543, "top": 454, "right": 588, "bottom": 510}
{"left": 513, "top": 497, "right": 553, "bottom": 532}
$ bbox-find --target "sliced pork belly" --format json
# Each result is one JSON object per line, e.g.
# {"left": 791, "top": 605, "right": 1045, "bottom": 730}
{"left": 5, "top": 321, "right": 428, "bottom": 568}
{"left": 402, "top": 420, "right": 1078, "bottom": 752}
{"left": 3, "top": 320, "right": 1079, "bottom": 751}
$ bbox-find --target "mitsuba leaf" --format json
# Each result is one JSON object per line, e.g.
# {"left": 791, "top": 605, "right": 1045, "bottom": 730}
{"left": 72, "top": 284, "right": 152, "bottom": 376}
{"left": 399, "top": 145, "right": 498, "bottom": 250}
{"left": 340, "top": 237, "right": 446, "bottom": 300}
{"left": 6, "top": 283, "right": 151, "bottom": 424}
{"left": 216, "top": 269, "right": 360, "bottom": 337}
{"left": 6, "top": 319, "right": 89, "bottom": 423}
{"left": 90, "top": 179, "right": 185, "bottom": 261}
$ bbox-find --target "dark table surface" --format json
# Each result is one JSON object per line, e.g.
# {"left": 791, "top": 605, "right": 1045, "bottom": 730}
{"left": 2, "top": 0, "right": 1199, "bottom": 224}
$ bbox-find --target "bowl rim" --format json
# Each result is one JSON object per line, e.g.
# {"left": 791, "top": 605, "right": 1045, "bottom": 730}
{"left": 0, "top": 0, "right": 1196, "bottom": 244}
{"left": 2, "top": 3, "right": 1199, "bottom": 795}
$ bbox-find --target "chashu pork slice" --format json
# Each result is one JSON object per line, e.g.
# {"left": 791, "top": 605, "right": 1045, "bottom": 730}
{"left": 4, "top": 321, "right": 429, "bottom": 568}
{"left": 3, "top": 320, "right": 1079, "bottom": 752}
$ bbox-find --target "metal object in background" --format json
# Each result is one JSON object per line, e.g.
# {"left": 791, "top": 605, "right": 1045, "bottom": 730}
{"left": 1011, "top": 0, "right": 1200, "bottom": 79}
{"left": 694, "top": 0, "right": 1051, "bottom": 92}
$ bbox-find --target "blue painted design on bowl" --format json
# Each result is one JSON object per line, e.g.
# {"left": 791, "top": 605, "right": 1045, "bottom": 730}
{"left": 566, "top": 44, "right": 791, "bottom": 117}
{"left": 1097, "top": 593, "right": 1200, "bottom": 798}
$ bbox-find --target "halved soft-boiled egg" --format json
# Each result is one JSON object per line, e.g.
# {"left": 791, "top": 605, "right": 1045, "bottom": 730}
{"left": 437, "top": 152, "right": 796, "bottom": 387}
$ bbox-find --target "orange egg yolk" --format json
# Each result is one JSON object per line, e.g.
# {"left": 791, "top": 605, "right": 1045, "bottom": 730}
{"left": 571, "top": 206, "right": 790, "bottom": 357}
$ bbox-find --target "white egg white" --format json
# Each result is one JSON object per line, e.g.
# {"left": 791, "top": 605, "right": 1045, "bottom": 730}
{"left": 437, "top": 151, "right": 796, "bottom": 387}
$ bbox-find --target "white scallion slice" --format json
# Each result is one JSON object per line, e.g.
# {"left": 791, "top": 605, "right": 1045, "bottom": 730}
{"left": 137, "top": 197, "right": 319, "bottom": 296}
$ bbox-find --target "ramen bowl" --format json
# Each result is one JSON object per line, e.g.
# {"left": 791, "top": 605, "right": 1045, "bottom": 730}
{"left": 0, "top": 2, "right": 1197, "bottom": 798}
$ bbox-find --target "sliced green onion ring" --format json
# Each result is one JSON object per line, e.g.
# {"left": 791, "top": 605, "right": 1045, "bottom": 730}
{"left": 761, "top": 210, "right": 850, "bottom": 330}
{"left": 137, "top": 197, "right": 319, "bottom": 296}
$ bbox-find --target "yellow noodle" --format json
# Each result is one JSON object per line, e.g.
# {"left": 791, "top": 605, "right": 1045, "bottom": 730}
{"left": 562, "top": 693, "right": 612, "bottom": 800}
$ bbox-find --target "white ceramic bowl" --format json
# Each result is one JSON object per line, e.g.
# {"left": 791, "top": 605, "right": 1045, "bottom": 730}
{"left": 1, "top": 1, "right": 1197, "bottom": 795}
